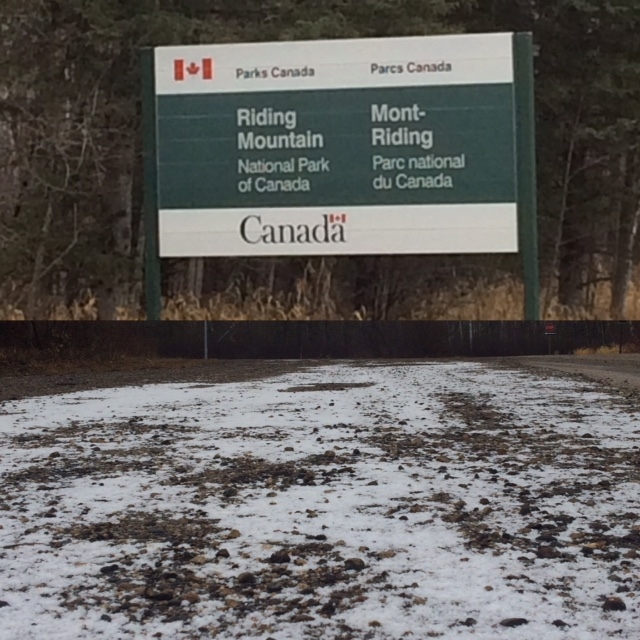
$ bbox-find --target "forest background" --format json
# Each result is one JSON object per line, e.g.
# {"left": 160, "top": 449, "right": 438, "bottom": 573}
{"left": 1, "top": 0, "right": 639, "bottom": 320}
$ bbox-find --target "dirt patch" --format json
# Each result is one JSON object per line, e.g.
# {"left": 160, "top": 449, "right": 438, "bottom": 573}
{"left": 62, "top": 511, "right": 223, "bottom": 547}
{"left": 3, "top": 451, "right": 168, "bottom": 487}
{"left": 50, "top": 509, "right": 381, "bottom": 635}
{"left": 437, "top": 392, "right": 515, "bottom": 430}
{"left": 3, "top": 418, "right": 199, "bottom": 488}
{"left": 280, "top": 382, "right": 374, "bottom": 392}
{"left": 6, "top": 354, "right": 640, "bottom": 406}
{"left": 353, "top": 361, "right": 440, "bottom": 368}
{"left": 0, "top": 359, "right": 310, "bottom": 403}
{"left": 501, "top": 354, "right": 640, "bottom": 396}
{"left": 173, "top": 452, "right": 359, "bottom": 501}
{"left": 176, "top": 455, "right": 312, "bottom": 493}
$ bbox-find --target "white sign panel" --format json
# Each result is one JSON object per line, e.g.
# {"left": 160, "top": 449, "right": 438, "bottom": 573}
{"left": 154, "top": 33, "right": 514, "bottom": 95}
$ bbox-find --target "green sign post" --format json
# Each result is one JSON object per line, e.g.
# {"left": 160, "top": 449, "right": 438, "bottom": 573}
{"left": 141, "top": 33, "right": 539, "bottom": 320}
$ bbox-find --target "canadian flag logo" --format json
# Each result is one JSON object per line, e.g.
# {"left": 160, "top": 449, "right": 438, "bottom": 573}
{"left": 174, "top": 58, "right": 214, "bottom": 81}
{"left": 329, "top": 213, "right": 347, "bottom": 224}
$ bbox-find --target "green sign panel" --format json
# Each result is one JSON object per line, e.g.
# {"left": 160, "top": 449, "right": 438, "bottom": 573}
{"left": 156, "top": 85, "right": 516, "bottom": 210}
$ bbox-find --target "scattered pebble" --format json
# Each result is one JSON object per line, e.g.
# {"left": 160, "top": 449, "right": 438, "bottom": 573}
{"left": 268, "top": 550, "right": 291, "bottom": 564}
{"left": 99, "top": 564, "right": 119, "bottom": 575}
{"left": 182, "top": 591, "right": 200, "bottom": 604}
{"left": 344, "top": 558, "right": 366, "bottom": 571}
{"left": 603, "top": 597, "right": 626, "bottom": 612}
{"left": 500, "top": 618, "right": 529, "bottom": 627}
{"left": 236, "top": 572, "right": 256, "bottom": 586}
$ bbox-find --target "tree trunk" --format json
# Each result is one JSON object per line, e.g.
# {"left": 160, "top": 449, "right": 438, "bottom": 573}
{"left": 166, "top": 260, "right": 186, "bottom": 299}
{"left": 611, "top": 153, "right": 639, "bottom": 319}
{"left": 373, "top": 258, "right": 392, "bottom": 320}
{"left": 97, "top": 147, "right": 134, "bottom": 320}
{"left": 187, "top": 258, "right": 204, "bottom": 299}
{"left": 557, "top": 214, "right": 589, "bottom": 310}
{"left": 352, "top": 257, "right": 373, "bottom": 317}
{"left": 25, "top": 201, "right": 53, "bottom": 319}
{"left": 544, "top": 98, "right": 582, "bottom": 315}
{"left": 310, "top": 257, "right": 335, "bottom": 318}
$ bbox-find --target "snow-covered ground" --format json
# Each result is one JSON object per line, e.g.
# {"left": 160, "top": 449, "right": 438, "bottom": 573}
{"left": 1, "top": 361, "right": 640, "bottom": 639}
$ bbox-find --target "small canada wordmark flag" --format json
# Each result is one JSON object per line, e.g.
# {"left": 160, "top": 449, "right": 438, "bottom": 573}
{"left": 329, "top": 213, "right": 347, "bottom": 224}
{"left": 174, "top": 58, "right": 214, "bottom": 81}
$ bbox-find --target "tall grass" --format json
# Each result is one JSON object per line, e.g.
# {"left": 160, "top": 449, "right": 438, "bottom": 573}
{"left": 572, "top": 339, "right": 640, "bottom": 355}
{"left": 2, "top": 271, "right": 640, "bottom": 320}
{"left": 573, "top": 345, "right": 622, "bottom": 355}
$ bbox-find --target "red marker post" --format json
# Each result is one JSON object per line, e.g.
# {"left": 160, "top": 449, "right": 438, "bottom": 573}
{"left": 545, "top": 322, "right": 556, "bottom": 355}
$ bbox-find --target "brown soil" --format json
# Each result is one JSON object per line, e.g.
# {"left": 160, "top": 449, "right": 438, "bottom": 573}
{"left": 502, "top": 354, "right": 640, "bottom": 394}
{"left": 5, "top": 353, "right": 640, "bottom": 404}
{"left": 0, "top": 359, "right": 311, "bottom": 403}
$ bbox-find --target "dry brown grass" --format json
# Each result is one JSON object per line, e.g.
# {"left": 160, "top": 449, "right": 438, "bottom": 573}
{"left": 573, "top": 342, "right": 640, "bottom": 355}
{"left": 573, "top": 345, "right": 621, "bottom": 356}
{"left": 411, "top": 268, "right": 640, "bottom": 321}
{"left": 3, "top": 268, "right": 640, "bottom": 320}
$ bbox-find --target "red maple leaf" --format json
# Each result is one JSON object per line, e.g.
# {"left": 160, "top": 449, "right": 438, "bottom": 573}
{"left": 186, "top": 62, "right": 200, "bottom": 75}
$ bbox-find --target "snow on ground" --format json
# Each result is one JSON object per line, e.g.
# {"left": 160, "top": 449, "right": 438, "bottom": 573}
{"left": 1, "top": 361, "right": 640, "bottom": 639}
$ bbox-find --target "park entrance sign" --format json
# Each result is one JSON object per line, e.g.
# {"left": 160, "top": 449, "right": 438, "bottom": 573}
{"left": 151, "top": 33, "right": 519, "bottom": 256}
{"left": 142, "top": 33, "right": 539, "bottom": 319}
